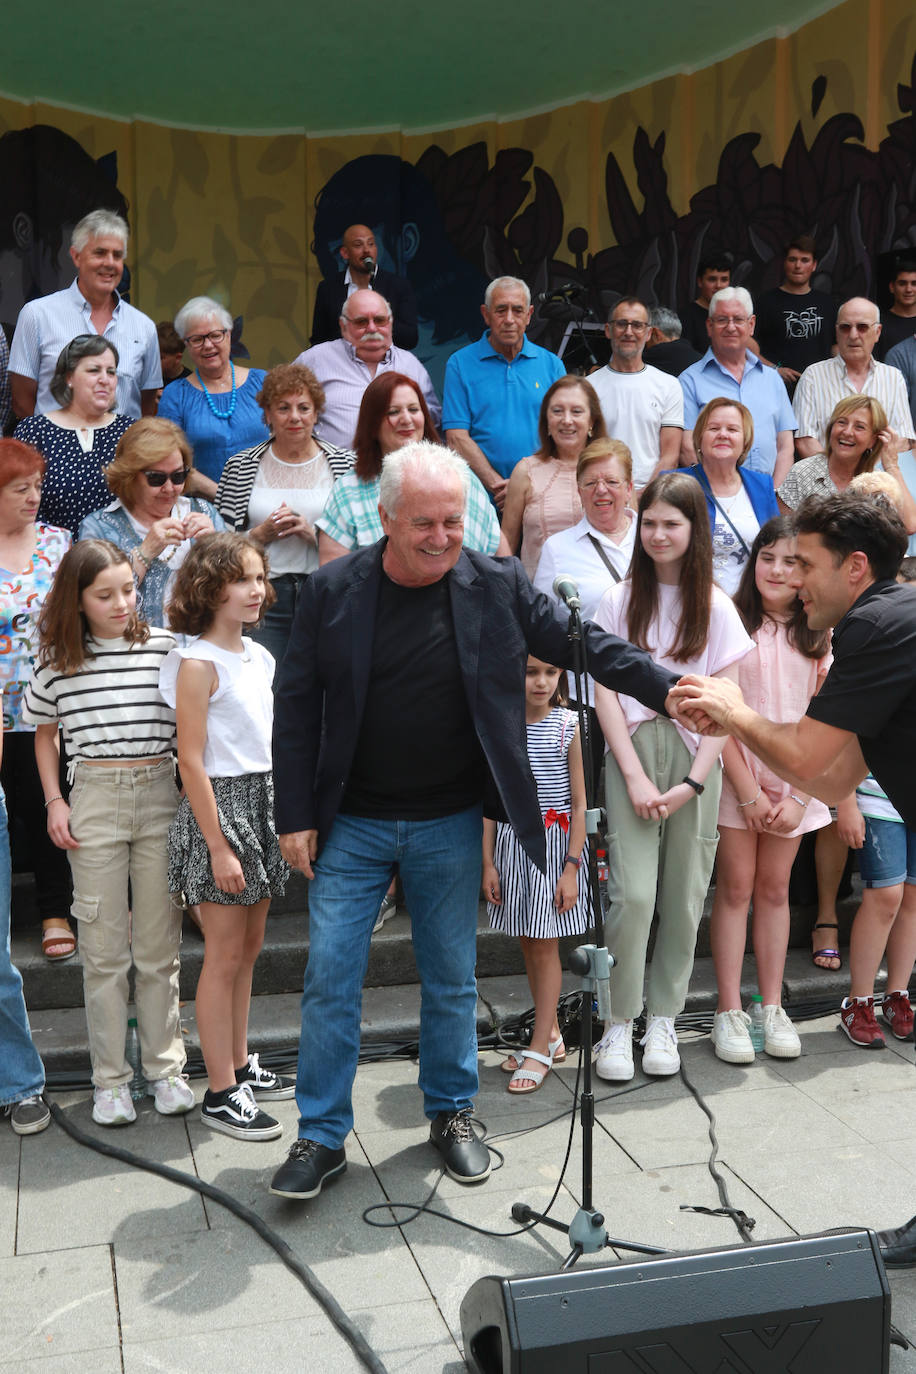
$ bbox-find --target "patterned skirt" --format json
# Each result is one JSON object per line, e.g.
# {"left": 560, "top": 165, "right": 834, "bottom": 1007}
{"left": 168, "top": 771, "right": 289, "bottom": 906}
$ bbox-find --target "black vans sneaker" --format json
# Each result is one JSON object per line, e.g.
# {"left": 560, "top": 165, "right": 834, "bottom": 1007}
{"left": 235, "top": 1052, "right": 295, "bottom": 1100}
{"left": 200, "top": 1083, "right": 282, "bottom": 1140}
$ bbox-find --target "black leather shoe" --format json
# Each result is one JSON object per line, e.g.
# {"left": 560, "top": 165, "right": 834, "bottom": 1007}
{"left": 878, "top": 1214, "right": 916, "bottom": 1267}
{"left": 429, "top": 1109, "right": 491, "bottom": 1183}
{"left": 268, "top": 1138, "right": 346, "bottom": 1199}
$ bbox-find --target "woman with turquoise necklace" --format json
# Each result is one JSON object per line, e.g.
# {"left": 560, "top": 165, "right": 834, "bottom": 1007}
{"left": 158, "top": 297, "right": 268, "bottom": 498}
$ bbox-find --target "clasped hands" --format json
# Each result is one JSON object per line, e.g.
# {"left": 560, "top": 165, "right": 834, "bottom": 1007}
{"left": 665, "top": 674, "right": 743, "bottom": 739}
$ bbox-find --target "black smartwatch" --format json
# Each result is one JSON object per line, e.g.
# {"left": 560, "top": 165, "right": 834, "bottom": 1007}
{"left": 682, "top": 776, "right": 704, "bottom": 796}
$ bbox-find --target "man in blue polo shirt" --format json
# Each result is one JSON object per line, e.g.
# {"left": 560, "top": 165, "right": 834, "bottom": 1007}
{"left": 678, "top": 287, "right": 796, "bottom": 487}
{"left": 442, "top": 276, "right": 565, "bottom": 510}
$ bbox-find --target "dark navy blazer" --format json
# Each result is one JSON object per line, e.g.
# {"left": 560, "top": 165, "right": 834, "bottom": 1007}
{"left": 310, "top": 268, "right": 419, "bottom": 352}
{"left": 272, "top": 544, "right": 677, "bottom": 870}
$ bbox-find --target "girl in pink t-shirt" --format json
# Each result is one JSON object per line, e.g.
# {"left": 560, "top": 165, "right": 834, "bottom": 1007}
{"left": 710, "top": 516, "right": 832, "bottom": 1066}
{"left": 593, "top": 473, "right": 752, "bottom": 1082}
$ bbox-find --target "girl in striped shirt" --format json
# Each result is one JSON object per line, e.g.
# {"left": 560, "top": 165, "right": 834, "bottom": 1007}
{"left": 24, "top": 539, "right": 191, "bottom": 1127}
{"left": 483, "top": 656, "right": 590, "bottom": 1096}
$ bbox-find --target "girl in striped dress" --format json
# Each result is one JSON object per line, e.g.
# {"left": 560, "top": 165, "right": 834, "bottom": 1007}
{"left": 483, "top": 655, "right": 590, "bottom": 1095}
{"left": 23, "top": 539, "right": 191, "bottom": 1127}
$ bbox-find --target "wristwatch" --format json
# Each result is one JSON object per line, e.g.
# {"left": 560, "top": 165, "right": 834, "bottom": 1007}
{"left": 682, "top": 776, "right": 704, "bottom": 796}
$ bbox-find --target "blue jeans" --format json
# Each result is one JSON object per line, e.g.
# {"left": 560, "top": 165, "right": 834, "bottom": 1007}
{"left": 249, "top": 573, "right": 307, "bottom": 681}
{"left": 0, "top": 786, "right": 45, "bottom": 1106}
{"left": 296, "top": 805, "right": 483, "bottom": 1147}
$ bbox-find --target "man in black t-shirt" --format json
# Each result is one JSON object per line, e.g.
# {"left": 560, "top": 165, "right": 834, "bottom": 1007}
{"left": 752, "top": 236, "right": 836, "bottom": 395}
{"left": 680, "top": 252, "right": 733, "bottom": 353}
{"left": 268, "top": 441, "right": 680, "bottom": 1203}
{"left": 877, "top": 259, "right": 916, "bottom": 362}
{"left": 670, "top": 493, "right": 916, "bottom": 1268}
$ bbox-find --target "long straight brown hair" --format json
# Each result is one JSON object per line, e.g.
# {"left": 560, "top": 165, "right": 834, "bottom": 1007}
{"left": 732, "top": 516, "right": 830, "bottom": 659}
{"left": 625, "top": 472, "right": 713, "bottom": 662}
{"left": 38, "top": 540, "right": 149, "bottom": 675}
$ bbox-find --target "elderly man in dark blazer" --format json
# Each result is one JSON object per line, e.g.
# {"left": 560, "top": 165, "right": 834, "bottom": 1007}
{"left": 310, "top": 222, "right": 418, "bottom": 351}
{"left": 268, "top": 441, "right": 680, "bottom": 1202}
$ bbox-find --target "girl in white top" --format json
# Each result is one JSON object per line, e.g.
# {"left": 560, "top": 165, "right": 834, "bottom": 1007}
{"left": 23, "top": 539, "right": 191, "bottom": 1128}
{"left": 159, "top": 533, "right": 290, "bottom": 1143}
{"left": 593, "top": 473, "right": 753, "bottom": 1082}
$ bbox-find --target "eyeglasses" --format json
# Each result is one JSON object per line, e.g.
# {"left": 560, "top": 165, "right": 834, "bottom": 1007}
{"left": 142, "top": 468, "right": 189, "bottom": 488}
{"left": 837, "top": 321, "right": 876, "bottom": 334}
{"left": 345, "top": 314, "right": 391, "bottom": 328}
{"left": 610, "top": 319, "right": 648, "bottom": 333}
{"left": 580, "top": 475, "right": 625, "bottom": 491}
{"left": 709, "top": 315, "right": 750, "bottom": 328}
{"left": 184, "top": 329, "right": 229, "bottom": 349}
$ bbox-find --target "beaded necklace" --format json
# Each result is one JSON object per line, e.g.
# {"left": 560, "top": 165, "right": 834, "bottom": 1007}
{"left": 196, "top": 363, "right": 237, "bottom": 420}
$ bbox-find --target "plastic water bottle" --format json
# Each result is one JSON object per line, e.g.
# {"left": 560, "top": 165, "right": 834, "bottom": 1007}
{"left": 746, "top": 994, "right": 766, "bottom": 1052}
{"left": 125, "top": 1016, "right": 145, "bottom": 1100}
{"left": 596, "top": 849, "right": 609, "bottom": 883}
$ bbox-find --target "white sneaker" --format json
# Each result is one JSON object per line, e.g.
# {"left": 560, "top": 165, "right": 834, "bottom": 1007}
{"left": 148, "top": 1075, "right": 196, "bottom": 1115}
{"left": 762, "top": 1004, "right": 801, "bottom": 1059}
{"left": 92, "top": 1084, "right": 137, "bottom": 1126}
{"left": 640, "top": 1015, "right": 680, "bottom": 1075}
{"left": 594, "top": 1020, "right": 634, "bottom": 1081}
{"left": 712, "top": 1009, "right": 755, "bottom": 1064}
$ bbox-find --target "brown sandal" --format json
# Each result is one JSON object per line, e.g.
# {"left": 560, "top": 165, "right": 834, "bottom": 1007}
{"left": 41, "top": 921, "right": 76, "bottom": 962}
{"left": 811, "top": 922, "right": 842, "bottom": 971}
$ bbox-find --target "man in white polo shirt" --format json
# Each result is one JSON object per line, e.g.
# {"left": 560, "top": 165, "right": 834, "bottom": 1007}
{"left": 9, "top": 210, "right": 161, "bottom": 420}
{"left": 587, "top": 297, "right": 684, "bottom": 494}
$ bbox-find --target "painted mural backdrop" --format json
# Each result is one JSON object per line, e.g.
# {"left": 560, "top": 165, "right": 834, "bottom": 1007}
{"left": 0, "top": 0, "right": 914, "bottom": 392}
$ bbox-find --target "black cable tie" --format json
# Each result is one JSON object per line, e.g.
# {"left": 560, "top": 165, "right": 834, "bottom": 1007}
{"left": 680, "top": 1203, "right": 756, "bottom": 1230}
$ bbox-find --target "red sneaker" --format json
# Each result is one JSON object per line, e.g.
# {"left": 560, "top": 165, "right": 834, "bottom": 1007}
{"left": 839, "top": 997, "right": 886, "bottom": 1048}
{"left": 880, "top": 991, "right": 915, "bottom": 1042}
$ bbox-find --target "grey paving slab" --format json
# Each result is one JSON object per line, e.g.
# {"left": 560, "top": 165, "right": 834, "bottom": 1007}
{"left": 600, "top": 1160, "right": 794, "bottom": 1254}
{"left": 0, "top": 1126, "right": 20, "bottom": 1258}
{"left": 186, "top": 1124, "right": 430, "bottom": 1312}
{"left": 0, "top": 1244, "right": 119, "bottom": 1366}
{"left": 122, "top": 1301, "right": 464, "bottom": 1374}
{"left": 729, "top": 1142, "right": 916, "bottom": 1236}
{"left": 17, "top": 1092, "right": 207, "bottom": 1254}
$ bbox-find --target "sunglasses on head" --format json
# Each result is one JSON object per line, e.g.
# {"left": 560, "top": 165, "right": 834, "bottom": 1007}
{"left": 142, "top": 468, "right": 189, "bottom": 488}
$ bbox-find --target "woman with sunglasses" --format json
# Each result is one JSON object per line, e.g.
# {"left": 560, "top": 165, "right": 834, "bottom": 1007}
{"left": 14, "top": 336, "right": 135, "bottom": 535}
{"left": 158, "top": 297, "right": 267, "bottom": 499}
{"left": 77, "top": 418, "right": 225, "bottom": 628}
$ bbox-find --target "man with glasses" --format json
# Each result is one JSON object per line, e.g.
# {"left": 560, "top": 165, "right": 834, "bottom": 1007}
{"left": 294, "top": 288, "right": 438, "bottom": 450}
{"left": 9, "top": 210, "right": 161, "bottom": 420}
{"left": 678, "top": 286, "right": 797, "bottom": 486}
{"left": 588, "top": 297, "right": 683, "bottom": 494}
{"left": 794, "top": 298, "right": 915, "bottom": 459}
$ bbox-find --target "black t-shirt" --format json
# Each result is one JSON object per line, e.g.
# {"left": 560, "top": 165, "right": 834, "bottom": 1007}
{"left": 806, "top": 580, "right": 916, "bottom": 827}
{"left": 877, "top": 311, "right": 916, "bottom": 362}
{"left": 340, "top": 572, "right": 487, "bottom": 819}
{"left": 680, "top": 301, "right": 710, "bottom": 354}
{"left": 754, "top": 289, "right": 837, "bottom": 374}
{"left": 645, "top": 337, "right": 702, "bottom": 377}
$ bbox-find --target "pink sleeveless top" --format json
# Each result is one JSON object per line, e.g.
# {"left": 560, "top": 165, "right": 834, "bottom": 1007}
{"left": 519, "top": 456, "right": 582, "bottom": 578}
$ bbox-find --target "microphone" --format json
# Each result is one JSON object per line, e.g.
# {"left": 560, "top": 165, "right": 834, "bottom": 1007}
{"left": 361, "top": 256, "right": 375, "bottom": 275}
{"left": 536, "top": 283, "right": 585, "bottom": 304}
{"left": 553, "top": 574, "right": 581, "bottom": 612}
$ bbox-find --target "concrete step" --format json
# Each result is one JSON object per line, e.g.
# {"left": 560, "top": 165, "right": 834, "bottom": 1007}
{"left": 13, "top": 868, "right": 862, "bottom": 1014}
{"left": 30, "top": 948, "right": 862, "bottom": 1081}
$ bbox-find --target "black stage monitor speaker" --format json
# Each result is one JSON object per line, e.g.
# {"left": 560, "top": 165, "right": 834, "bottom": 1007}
{"left": 460, "top": 1229, "right": 890, "bottom": 1373}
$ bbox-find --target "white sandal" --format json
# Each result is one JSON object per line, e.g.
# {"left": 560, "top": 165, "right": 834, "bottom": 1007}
{"left": 501, "top": 1036, "right": 566, "bottom": 1073}
{"left": 507, "top": 1049, "right": 553, "bottom": 1095}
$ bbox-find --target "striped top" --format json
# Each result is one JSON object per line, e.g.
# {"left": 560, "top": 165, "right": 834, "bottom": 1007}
{"left": 793, "top": 355, "right": 915, "bottom": 447}
{"left": 22, "top": 631, "right": 177, "bottom": 769}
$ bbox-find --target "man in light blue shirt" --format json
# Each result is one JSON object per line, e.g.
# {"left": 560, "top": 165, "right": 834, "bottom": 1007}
{"left": 9, "top": 210, "right": 161, "bottom": 421}
{"left": 442, "top": 276, "right": 565, "bottom": 510}
{"left": 679, "top": 287, "right": 796, "bottom": 486}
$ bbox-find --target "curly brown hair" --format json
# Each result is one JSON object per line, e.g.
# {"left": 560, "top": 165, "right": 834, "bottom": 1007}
{"left": 38, "top": 540, "right": 150, "bottom": 674}
{"left": 257, "top": 364, "right": 326, "bottom": 422}
{"left": 167, "top": 532, "right": 276, "bottom": 636}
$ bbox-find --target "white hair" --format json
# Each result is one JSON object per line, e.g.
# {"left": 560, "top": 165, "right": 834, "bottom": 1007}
{"left": 708, "top": 286, "right": 754, "bottom": 317}
{"left": 340, "top": 291, "right": 392, "bottom": 323}
{"left": 174, "top": 296, "right": 233, "bottom": 338}
{"left": 71, "top": 210, "right": 128, "bottom": 253}
{"left": 378, "top": 441, "right": 470, "bottom": 516}
{"left": 648, "top": 306, "right": 682, "bottom": 338}
{"left": 484, "top": 276, "right": 531, "bottom": 309}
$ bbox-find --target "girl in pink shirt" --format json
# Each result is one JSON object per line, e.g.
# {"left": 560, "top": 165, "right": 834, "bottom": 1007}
{"left": 710, "top": 516, "right": 832, "bottom": 1065}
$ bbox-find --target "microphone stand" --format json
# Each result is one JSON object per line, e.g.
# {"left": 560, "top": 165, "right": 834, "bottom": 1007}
{"left": 510, "top": 598, "right": 666, "bottom": 1268}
